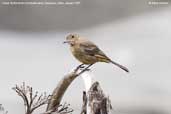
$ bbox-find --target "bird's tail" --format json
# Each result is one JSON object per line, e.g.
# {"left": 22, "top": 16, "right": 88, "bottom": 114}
{"left": 110, "top": 60, "right": 129, "bottom": 73}
{"left": 94, "top": 54, "right": 129, "bottom": 72}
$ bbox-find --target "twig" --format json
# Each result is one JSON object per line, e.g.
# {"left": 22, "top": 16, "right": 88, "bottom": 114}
{"left": 12, "top": 82, "right": 51, "bottom": 114}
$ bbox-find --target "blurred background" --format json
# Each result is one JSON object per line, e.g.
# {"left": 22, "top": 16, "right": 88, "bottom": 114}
{"left": 0, "top": 0, "right": 171, "bottom": 114}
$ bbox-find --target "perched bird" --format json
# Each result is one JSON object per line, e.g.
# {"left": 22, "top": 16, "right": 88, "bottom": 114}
{"left": 64, "top": 34, "right": 129, "bottom": 73}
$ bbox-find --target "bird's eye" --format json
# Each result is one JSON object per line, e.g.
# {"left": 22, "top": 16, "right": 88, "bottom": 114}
{"left": 71, "top": 35, "right": 74, "bottom": 38}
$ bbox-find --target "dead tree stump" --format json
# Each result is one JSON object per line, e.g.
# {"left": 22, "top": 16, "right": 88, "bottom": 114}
{"left": 81, "top": 82, "right": 112, "bottom": 114}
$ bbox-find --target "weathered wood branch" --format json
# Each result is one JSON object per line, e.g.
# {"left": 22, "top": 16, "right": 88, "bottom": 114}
{"left": 80, "top": 91, "right": 87, "bottom": 114}
{"left": 46, "top": 72, "right": 77, "bottom": 111}
{"left": 46, "top": 64, "right": 93, "bottom": 112}
{"left": 12, "top": 64, "right": 91, "bottom": 114}
{"left": 81, "top": 82, "right": 112, "bottom": 114}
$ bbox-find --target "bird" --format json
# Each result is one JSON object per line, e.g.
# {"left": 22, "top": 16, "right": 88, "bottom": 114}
{"left": 63, "top": 34, "right": 129, "bottom": 73}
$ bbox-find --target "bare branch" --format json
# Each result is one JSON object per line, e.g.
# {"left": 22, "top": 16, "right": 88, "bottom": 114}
{"left": 12, "top": 83, "right": 51, "bottom": 114}
{"left": 46, "top": 64, "right": 93, "bottom": 111}
{"left": 81, "top": 81, "right": 113, "bottom": 114}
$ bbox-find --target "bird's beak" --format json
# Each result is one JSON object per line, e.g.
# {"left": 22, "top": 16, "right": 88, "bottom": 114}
{"left": 63, "top": 41, "right": 69, "bottom": 44}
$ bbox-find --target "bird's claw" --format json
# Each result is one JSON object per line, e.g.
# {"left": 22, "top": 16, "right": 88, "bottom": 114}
{"left": 80, "top": 65, "right": 85, "bottom": 69}
{"left": 84, "top": 68, "right": 91, "bottom": 71}
{"left": 79, "top": 67, "right": 90, "bottom": 71}
{"left": 74, "top": 64, "right": 85, "bottom": 73}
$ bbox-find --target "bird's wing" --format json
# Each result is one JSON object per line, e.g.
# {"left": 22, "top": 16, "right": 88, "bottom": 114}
{"left": 80, "top": 41, "right": 109, "bottom": 59}
{"left": 79, "top": 41, "right": 99, "bottom": 55}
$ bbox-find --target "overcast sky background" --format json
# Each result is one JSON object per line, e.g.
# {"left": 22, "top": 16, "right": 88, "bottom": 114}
{"left": 0, "top": 0, "right": 171, "bottom": 114}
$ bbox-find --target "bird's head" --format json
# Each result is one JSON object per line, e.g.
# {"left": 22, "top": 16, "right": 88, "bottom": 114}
{"left": 63, "top": 34, "right": 79, "bottom": 46}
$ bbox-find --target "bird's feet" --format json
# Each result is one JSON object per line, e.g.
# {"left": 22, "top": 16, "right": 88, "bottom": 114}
{"left": 74, "top": 64, "right": 85, "bottom": 72}
{"left": 83, "top": 68, "right": 91, "bottom": 71}
{"left": 74, "top": 64, "right": 93, "bottom": 76}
